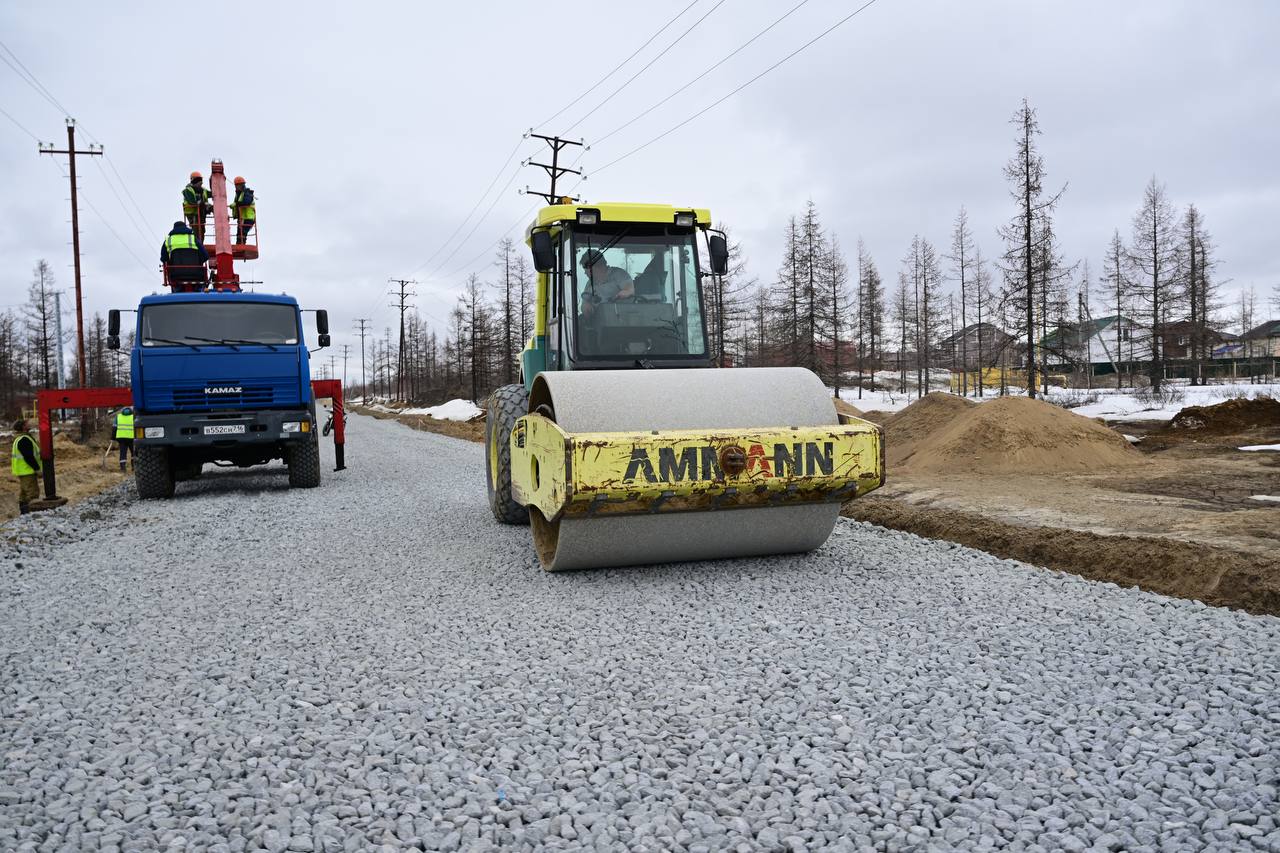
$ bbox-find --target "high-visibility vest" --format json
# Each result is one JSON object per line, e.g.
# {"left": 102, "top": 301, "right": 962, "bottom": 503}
{"left": 182, "top": 183, "right": 210, "bottom": 215}
{"left": 164, "top": 231, "right": 198, "bottom": 254}
{"left": 10, "top": 434, "right": 39, "bottom": 476}
{"left": 115, "top": 411, "right": 134, "bottom": 439}
{"left": 234, "top": 188, "right": 256, "bottom": 222}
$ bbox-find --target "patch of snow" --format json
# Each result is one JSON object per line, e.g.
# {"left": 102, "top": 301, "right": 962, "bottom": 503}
{"left": 1238, "top": 444, "right": 1280, "bottom": 452}
{"left": 401, "top": 399, "right": 482, "bottom": 421}
{"left": 1123, "top": 434, "right": 1141, "bottom": 443}
{"left": 1250, "top": 495, "right": 1280, "bottom": 503}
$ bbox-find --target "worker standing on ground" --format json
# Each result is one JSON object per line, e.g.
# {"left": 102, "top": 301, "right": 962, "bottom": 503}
{"left": 114, "top": 407, "right": 135, "bottom": 472}
{"left": 182, "top": 171, "right": 212, "bottom": 242}
{"left": 10, "top": 418, "right": 41, "bottom": 515}
{"left": 230, "top": 176, "right": 256, "bottom": 245}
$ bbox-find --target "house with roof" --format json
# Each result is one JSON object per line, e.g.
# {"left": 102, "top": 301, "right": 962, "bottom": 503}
{"left": 1041, "top": 315, "right": 1141, "bottom": 372}
{"left": 940, "top": 323, "right": 1018, "bottom": 370}
{"left": 1243, "top": 319, "right": 1280, "bottom": 359}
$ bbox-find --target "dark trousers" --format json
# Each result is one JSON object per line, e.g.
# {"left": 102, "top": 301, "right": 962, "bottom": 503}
{"left": 237, "top": 219, "right": 255, "bottom": 244}
{"left": 118, "top": 437, "right": 134, "bottom": 466}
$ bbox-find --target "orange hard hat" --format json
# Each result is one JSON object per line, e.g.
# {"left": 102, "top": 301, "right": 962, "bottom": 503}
{"left": 190, "top": 171, "right": 202, "bottom": 180}
{"left": 233, "top": 176, "right": 245, "bottom": 184}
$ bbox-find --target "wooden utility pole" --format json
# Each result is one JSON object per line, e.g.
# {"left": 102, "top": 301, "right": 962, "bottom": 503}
{"left": 39, "top": 118, "right": 102, "bottom": 389}
{"left": 354, "top": 318, "right": 370, "bottom": 404}
{"left": 388, "top": 279, "right": 417, "bottom": 401}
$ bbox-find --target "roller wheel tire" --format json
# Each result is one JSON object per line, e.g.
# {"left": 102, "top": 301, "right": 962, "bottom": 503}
{"left": 486, "top": 383, "right": 529, "bottom": 525}
{"left": 135, "top": 446, "right": 175, "bottom": 499}
{"left": 287, "top": 434, "right": 322, "bottom": 488}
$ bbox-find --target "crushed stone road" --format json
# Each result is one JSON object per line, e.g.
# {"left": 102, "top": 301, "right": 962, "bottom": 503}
{"left": 2, "top": 413, "right": 1278, "bottom": 852}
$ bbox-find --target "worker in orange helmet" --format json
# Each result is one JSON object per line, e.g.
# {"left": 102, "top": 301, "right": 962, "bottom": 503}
{"left": 230, "top": 176, "right": 256, "bottom": 245}
{"left": 182, "top": 171, "right": 212, "bottom": 243}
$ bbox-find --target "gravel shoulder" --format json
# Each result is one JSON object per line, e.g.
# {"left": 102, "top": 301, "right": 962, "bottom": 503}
{"left": 2, "top": 413, "right": 1278, "bottom": 852}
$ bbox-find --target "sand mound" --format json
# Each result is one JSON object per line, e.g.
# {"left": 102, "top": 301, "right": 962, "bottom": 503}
{"left": 1166, "top": 396, "right": 1280, "bottom": 434}
{"left": 895, "top": 395, "right": 1144, "bottom": 475}
{"left": 882, "top": 393, "right": 975, "bottom": 467}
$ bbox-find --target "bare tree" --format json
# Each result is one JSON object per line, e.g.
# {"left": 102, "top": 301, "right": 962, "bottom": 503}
{"left": 1103, "top": 230, "right": 1130, "bottom": 387}
{"left": 493, "top": 238, "right": 519, "bottom": 385}
{"left": 825, "top": 236, "right": 850, "bottom": 397}
{"left": 946, "top": 207, "right": 977, "bottom": 395}
{"left": 970, "top": 247, "right": 995, "bottom": 396}
{"left": 1180, "top": 204, "right": 1219, "bottom": 385}
{"left": 25, "top": 260, "right": 59, "bottom": 391}
{"left": 998, "top": 99, "right": 1065, "bottom": 398}
{"left": 1127, "top": 176, "right": 1181, "bottom": 389}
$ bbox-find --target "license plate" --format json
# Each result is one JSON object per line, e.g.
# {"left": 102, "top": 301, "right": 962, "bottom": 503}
{"left": 203, "top": 424, "right": 246, "bottom": 435}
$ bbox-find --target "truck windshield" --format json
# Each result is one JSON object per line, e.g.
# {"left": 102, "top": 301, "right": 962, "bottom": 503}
{"left": 141, "top": 303, "right": 299, "bottom": 347}
{"left": 572, "top": 231, "right": 707, "bottom": 358}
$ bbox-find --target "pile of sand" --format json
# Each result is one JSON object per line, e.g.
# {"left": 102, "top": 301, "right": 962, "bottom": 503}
{"left": 833, "top": 397, "right": 864, "bottom": 419}
{"left": 882, "top": 393, "right": 975, "bottom": 468}
{"left": 889, "top": 394, "right": 1144, "bottom": 475}
{"left": 1167, "top": 396, "right": 1280, "bottom": 434}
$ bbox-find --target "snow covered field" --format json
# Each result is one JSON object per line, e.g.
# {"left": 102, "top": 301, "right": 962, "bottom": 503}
{"left": 837, "top": 380, "right": 1280, "bottom": 422}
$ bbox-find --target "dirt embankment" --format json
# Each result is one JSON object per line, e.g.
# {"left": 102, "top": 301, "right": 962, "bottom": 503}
{"left": 349, "top": 404, "right": 484, "bottom": 443}
{"left": 2, "top": 430, "right": 127, "bottom": 522}
{"left": 844, "top": 499, "right": 1280, "bottom": 616}
{"left": 846, "top": 392, "right": 1280, "bottom": 616}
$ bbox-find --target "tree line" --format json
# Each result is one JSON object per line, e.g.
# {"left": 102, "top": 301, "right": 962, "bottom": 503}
{"left": 362, "top": 98, "right": 1267, "bottom": 405}
{"left": 0, "top": 260, "right": 128, "bottom": 419}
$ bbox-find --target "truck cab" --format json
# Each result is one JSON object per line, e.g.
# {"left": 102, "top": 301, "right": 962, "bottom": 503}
{"left": 109, "top": 291, "right": 330, "bottom": 497}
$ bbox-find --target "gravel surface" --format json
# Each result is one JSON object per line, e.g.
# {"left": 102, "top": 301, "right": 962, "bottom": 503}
{"left": 2, "top": 413, "right": 1278, "bottom": 852}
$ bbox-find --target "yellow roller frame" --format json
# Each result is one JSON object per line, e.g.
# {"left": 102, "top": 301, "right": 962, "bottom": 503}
{"left": 510, "top": 413, "right": 884, "bottom": 522}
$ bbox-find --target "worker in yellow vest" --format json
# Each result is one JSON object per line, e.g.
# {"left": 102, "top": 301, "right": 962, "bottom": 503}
{"left": 182, "top": 171, "right": 212, "bottom": 242}
{"left": 10, "top": 418, "right": 41, "bottom": 514}
{"left": 115, "top": 407, "right": 135, "bottom": 471}
{"left": 231, "top": 176, "right": 256, "bottom": 245}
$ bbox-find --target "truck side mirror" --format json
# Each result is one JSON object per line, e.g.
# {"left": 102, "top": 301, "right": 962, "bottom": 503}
{"left": 317, "top": 334, "right": 331, "bottom": 348}
{"left": 708, "top": 234, "right": 729, "bottom": 276}
{"left": 107, "top": 309, "right": 121, "bottom": 350}
{"left": 315, "top": 309, "right": 329, "bottom": 335}
{"left": 530, "top": 231, "right": 555, "bottom": 273}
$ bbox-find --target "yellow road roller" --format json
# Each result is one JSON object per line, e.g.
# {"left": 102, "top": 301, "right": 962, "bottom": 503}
{"left": 485, "top": 201, "right": 883, "bottom": 570}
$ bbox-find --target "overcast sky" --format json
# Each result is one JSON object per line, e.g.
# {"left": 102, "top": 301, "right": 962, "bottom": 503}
{"left": 3, "top": 0, "right": 1278, "bottom": 376}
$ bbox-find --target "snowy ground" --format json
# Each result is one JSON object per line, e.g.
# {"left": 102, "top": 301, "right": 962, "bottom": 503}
{"left": 2, "top": 414, "right": 1279, "bottom": 851}
{"left": 837, "top": 380, "right": 1280, "bottom": 422}
{"left": 400, "top": 399, "right": 482, "bottom": 421}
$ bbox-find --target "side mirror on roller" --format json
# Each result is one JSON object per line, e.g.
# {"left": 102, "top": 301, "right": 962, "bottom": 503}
{"left": 708, "top": 235, "right": 729, "bottom": 276}
{"left": 530, "top": 231, "right": 555, "bottom": 273}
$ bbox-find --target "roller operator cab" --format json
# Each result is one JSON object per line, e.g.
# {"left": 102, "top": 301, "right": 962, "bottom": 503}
{"left": 108, "top": 292, "right": 331, "bottom": 498}
{"left": 484, "top": 201, "right": 886, "bottom": 572}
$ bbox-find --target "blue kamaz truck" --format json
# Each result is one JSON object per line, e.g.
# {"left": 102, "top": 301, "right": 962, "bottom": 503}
{"left": 108, "top": 292, "right": 331, "bottom": 498}
{"left": 105, "top": 159, "right": 334, "bottom": 499}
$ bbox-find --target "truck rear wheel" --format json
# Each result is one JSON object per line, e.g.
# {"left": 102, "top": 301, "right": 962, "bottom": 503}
{"left": 135, "top": 446, "right": 175, "bottom": 499}
{"left": 486, "top": 383, "right": 529, "bottom": 525}
{"left": 287, "top": 434, "right": 322, "bottom": 488}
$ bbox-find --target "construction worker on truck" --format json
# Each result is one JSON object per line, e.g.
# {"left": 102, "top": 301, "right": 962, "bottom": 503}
{"left": 160, "top": 221, "right": 210, "bottom": 292}
{"left": 10, "top": 418, "right": 41, "bottom": 515}
{"left": 114, "top": 407, "right": 135, "bottom": 472}
{"left": 182, "top": 171, "right": 212, "bottom": 242}
{"left": 230, "top": 176, "right": 256, "bottom": 245}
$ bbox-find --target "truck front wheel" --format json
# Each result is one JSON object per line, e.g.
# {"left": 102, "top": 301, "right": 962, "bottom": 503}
{"left": 135, "top": 446, "right": 175, "bottom": 499}
{"left": 286, "top": 434, "right": 322, "bottom": 488}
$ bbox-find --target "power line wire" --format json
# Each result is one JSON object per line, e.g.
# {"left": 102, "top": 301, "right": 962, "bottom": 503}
{"left": 592, "top": 0, "right": 813, "bottom": 148}
{"left": 0, "top": 42, "right": 70, "bottom": 115}
{"left": 46, "top": 158, "right": 152, "bottom": 275}
{"left": 534, "top": 0, "right": 700, "bottom": 130}
{"left": 593, "top": 0, "right": 883, "bottom": 176}
{"left": 565, "top": 0, "right": 726, "bottom": 133}
{"left": 91, "top": 157, "right": 155, "bottom": 252}
{"left": 0, "top": 103, "right": 40, "bottom": 141}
